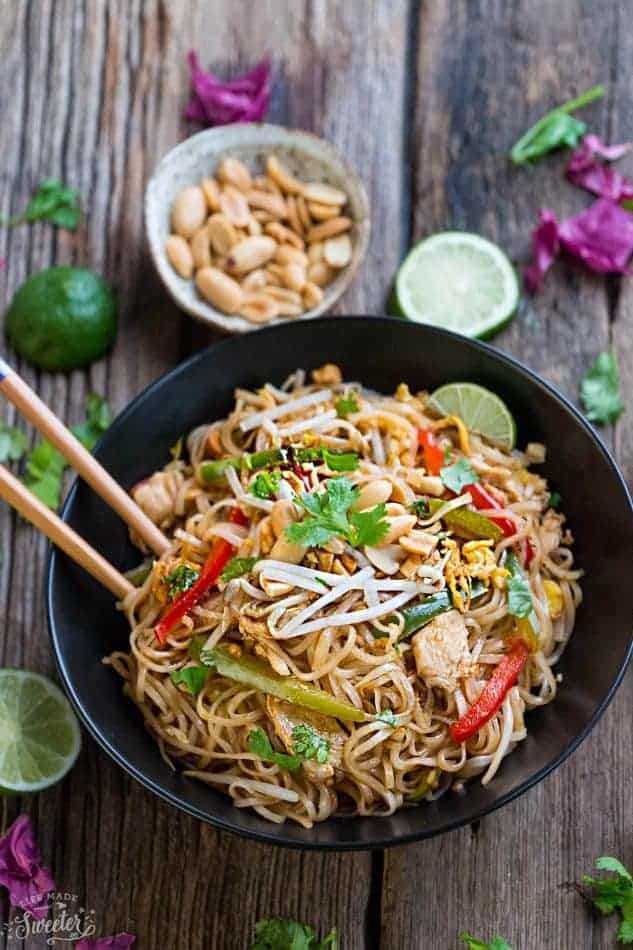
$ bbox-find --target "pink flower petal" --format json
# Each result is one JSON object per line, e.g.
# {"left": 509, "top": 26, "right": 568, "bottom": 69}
{"left": 75, "top": 934, "right": 136, "bottom": 949}
{"left": 525, "top": 209, "right": 561, "bottom": 293}
{"left": 566, "top": 135, "right": 633, "bottom": 200}
{"left": 0, "top": 815, "right": 55, "bottom": 920}
{"left": 558, "top": 198, "right": 633, "bottom": 273}
{"left": 184, "top": 52, "right": 271, "bottom": 126}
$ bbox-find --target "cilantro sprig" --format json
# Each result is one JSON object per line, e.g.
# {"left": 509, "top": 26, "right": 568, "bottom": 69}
{"left": 510, "top": 84, "right": 604, "bottom": 165}
{"left": 580, "top": 351, "right": 625, "bottom": 426}
{"left": 2, "top": 178, "right": 81, "bottom": 229}
{"left": 461, "top": 936, "right": 512, "bottom": 950}
{"left": 583, "top": 856, "right": 633, "bottom": 944}
{"left": 250, "top": 917, "right": 337, "bottom": 950}
{"left": 246, "top": 728, "right": 302, "bottom": 771}
{"left": 440, "top": 457, "right": 479, "bottom": 494}
{"left": 505, "top": 551, "right": 534, "bottom": 618}
{"left": 285, "top": 477, "right": 388, "bottom": 549}
{"left": 0, "top": 424, "right": 27, "bottom": 463}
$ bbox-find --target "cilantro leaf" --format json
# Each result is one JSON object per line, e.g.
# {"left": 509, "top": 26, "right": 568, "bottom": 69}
{"left": 285, "top": 477, "right": 388, "bottom": 549}
{"left": 246, "top": 728, "right": 302, "bottom": 771}
{"left": 162, "top": 564, "right": 200, "bottom": 599}
{"left": 461, "top": 936, "right": 512, "bottom": 950}
{"left": 583, "top": 856, "right": 633, "bottom": 943}
{"left": 0, "top": 424, "right": 27, "bottom": 463}
{"left": 335, "top": 393, "right": 359, "bottom": 417}
{"left": 440, "top": 457, "right": 479, "bottom": 494}
{"left": 580, "top": 351, "right": 625, "bottom": 426}
{"left": 505, "top": 551, "right": 534, "bottom": 618}
{"left": 251, "top": 470, "right": 282, "bottom": 498}
{"left": 321, "top": 447, "right": 359, "bottom": 472}
{"left": 375, "top": 709, "right": 398, "bottom": 727}
{"left": 22, "top": 393, "right": 111, "bottom": 509}
{"left": 170, "top": 666, "right": 208, "bottom": 696}
{"left": 250, "top": 918, "right": 337, "bottom": 950}
{"left": 221, "top": 556, "right": 258, "bottom": 582}
{"left": 408, "top": 498, "right": 429, "bottom": 517}
{"left": 510, "top": 84, "right": 604, "bottom": 164}
{"left": 291, "top": 724, "right": 330, "bottom": 763}
{"left": 5, "top": 178, "right": 81, "bottom": 229}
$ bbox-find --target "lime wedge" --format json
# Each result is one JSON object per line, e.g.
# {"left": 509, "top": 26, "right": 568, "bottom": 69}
{"left": 395, "top": 232, "right": 519, "bottom": 338}
{"left": 0, "top": 670, "right": 81, "bottom": 793}
{"left": 427, "top": 382, "right": 517, "bottom": 450}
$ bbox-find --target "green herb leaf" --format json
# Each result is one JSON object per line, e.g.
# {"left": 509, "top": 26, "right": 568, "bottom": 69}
{"left": 461, "top": 935, "right": 512, "bottom": 950}
{"left": 291, "top": 724, "right": 330, "bottom": 763}
{"left": 162, "top": 564, "right": 200, "bottom": 599}
{"left": 321, "top": 447, "right": 359, "bottom": 472}
{"left": 22, "top": 394, "right": 111, "bottom": 508}
{"left": 246, "top": 728, "right": 302, "bottom": 772}
{"left": 286, "top": 477, "right": 388, "bottom": 549}
{"left": 408, "top": 498, "right": 429, "bottom": 517}
{"left": 580, "top": 351, "right": 625, "bottom": 426}
{"left": 440, "top": 457, "right": 480, "bottom": 494}
{"left": 375, "top": 709, "right": 398, "bottom": 727}
{"left": 0, "top": 424, "right": 27, "bottom": 463}
{"left": 221, "top": 556, "right": 258, "bottom": 582}
{"left": 505, "top": 551, "right": 533, "bottom": 618}
{"left": 170, "top": 436, "right": 184, "bottom": 460}
{"left": 250, "top": 917, "right": 338, "bottom": 950}
{"left": 250, "top": 470, "right": 282, "bottom": 498}
{"left": 583, "top": 857, "right": 633, "bottom": 944}
{"left": 5, "top": 178, "right": 81, "bottom": 229}
{"left": 170, "top": 666, "right": 208, "bottom": 696}
{"left": 510, "top": 84, "right": 605, "bottom": 164}
{"left": 335, "top": 393, "right": 359, "bottom": 417}
{"left": 548, "top": 490, "right": 561, "bottom": 510}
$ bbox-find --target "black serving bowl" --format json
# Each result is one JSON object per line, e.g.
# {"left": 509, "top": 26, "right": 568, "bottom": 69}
{"left": 47, "top": 317, "right": 633, "bottom": 850}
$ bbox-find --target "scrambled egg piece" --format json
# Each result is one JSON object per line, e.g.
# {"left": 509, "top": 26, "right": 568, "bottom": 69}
{"left": 543, "top": 579, "right": 564, "bottom": 620}
{"left": 412, "top": 610, "right": 472, "bottom": 691}
{"left": 441, "top": 538, "right": 508, "bottom": 612}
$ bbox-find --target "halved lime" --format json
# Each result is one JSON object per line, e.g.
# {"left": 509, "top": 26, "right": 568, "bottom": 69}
{"left": 0, "top": 670, "right": 81, "bottom": 793}
{"left": 395, "top": 232, "right": 519, "bottom": 338}
{"left": 427, "top": 382, "right": 517, "bottom": 450}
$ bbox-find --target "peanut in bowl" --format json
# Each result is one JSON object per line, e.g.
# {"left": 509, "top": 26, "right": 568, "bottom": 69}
{"left": 145, "top": 124, "right": 370, "bottom": 333}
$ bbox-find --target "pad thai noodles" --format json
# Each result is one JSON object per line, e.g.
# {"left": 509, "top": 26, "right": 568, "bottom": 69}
{"left": 106, "top": 364, "right": 582, "bottom": 827}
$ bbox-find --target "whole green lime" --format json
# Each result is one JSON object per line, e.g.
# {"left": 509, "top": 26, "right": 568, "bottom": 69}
{"left": 5, "top": 266, "right": 117, "bottom": 371}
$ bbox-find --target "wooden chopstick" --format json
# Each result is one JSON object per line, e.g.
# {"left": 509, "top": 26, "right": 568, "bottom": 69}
{"left": 0, "top": 464, "right": 133, "bottom": 599}
{"left": 0, "top": 359, "right": 169, "bottom": 556}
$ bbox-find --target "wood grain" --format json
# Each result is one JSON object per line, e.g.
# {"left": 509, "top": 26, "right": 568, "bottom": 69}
{"left": 0, "top": 1, "right": 410, "bottom": 947}
{"left": 379, "top": 2, "right": 633, "bottom": 949}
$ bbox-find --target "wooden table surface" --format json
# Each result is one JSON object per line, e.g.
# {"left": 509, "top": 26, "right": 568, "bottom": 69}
{"left": 0, "top": 2, "right": 631, "bottom": 948}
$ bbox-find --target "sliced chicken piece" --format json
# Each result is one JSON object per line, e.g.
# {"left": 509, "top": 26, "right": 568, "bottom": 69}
{"left": 132, "top": 471, "right": 179, "bottom": 529}
{"left": 412, "top": 609, "right": 472, "bottom": 692}
{"left": 265, "top": 697, "right": 346, "bottom": 784}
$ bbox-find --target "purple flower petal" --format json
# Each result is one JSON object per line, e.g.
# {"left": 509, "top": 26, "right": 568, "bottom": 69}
{"left": 75, "top": 934, "right": 136, "bottom": 949}
{"left": 558, "top": 198, "right": 633, "bottom": 273}
{"left": 184, "top": 52, "right": 271, "bottom": 126}
{"left": 525, "top": 209, "right": 561, "bottom": 293}
{"left": 566, "top": 135, "right": 633, "bottom": 200}
{"left": 0, "top": 815, "right": 55, "bottom": 920}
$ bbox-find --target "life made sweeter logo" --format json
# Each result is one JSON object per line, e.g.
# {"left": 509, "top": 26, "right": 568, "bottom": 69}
{"left": 1, "top": 891, "right": 97, "bottom": 944}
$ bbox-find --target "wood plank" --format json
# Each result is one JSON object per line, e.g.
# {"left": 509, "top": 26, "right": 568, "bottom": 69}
{"left": 380, "top": 2, "right": 632, "bottom": 948}
{"left": 0, "top": 1, "right": 411, "bottom": 947}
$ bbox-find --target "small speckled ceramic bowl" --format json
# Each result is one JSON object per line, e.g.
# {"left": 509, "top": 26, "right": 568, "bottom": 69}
{"left": 145, "top": 124, "right": 370, "bottom": 334}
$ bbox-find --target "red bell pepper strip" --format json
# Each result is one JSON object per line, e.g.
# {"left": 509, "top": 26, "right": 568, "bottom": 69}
{"left": 450, "top": 640, "right": 529, "bottom": 743}
{"left": 466, "top": 481, "right": 534, "bottom": 567}
{"left": 418, "top": 428, "right": 445, "bottom": 476}
{"left": 155, "top": 507, "right": 247, "bottom": 644}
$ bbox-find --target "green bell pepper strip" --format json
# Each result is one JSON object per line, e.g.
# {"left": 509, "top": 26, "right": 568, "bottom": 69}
{"left": 397, "top": 580, "right": 487, "bottom": 642}
{"left": 199, "top": 446, "right": 357, "bottom": 483}
{"left": 427, "top": 498, "right": 503, "bottom": 542}
{"left": 191, "top": 640, "right": 370, "bottom": 723}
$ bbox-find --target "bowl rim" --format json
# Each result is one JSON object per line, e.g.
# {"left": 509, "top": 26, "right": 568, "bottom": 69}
{"left": 144, "top": 123, "right": 371, "bottom": 335}
{"left": 47, "top": 316, "right": 633, "bottom": 850}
